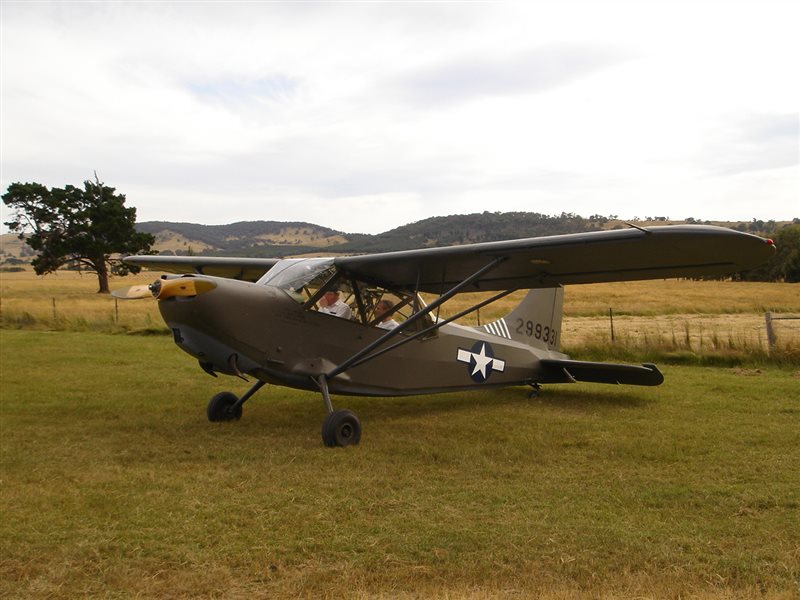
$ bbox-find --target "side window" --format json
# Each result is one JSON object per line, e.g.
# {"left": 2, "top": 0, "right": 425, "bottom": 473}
{"left": 290, "top": 271, "right": 435, "bottom": 335}
{"left": 355, "top": 286, "right": 434, "bottom": 334}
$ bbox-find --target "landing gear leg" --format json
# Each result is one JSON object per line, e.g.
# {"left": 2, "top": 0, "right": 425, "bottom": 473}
{"left": 528, "top": 383, "right": 542, "bottom": 399}
{"left": 315, "top": 375, "right": 361, "bottom": 448}
{"left": 318, "top": 375, "right": 334, "bottom": 415}
{"left": 207, "top": 380, "right": 266, "bottom": 422}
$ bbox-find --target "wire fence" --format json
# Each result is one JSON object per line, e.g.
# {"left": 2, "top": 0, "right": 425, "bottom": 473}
{"left": 563, "top": 310, "right": 800, "bottom": 356}
{"left": 765, "top": 312, "right": 800, "bottom": 351}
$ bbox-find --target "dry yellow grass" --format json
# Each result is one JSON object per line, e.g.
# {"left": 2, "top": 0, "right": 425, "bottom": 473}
{"left": 564, "top": 279, "right": 797, "bottom": 316}
{"left": 2, "top": 270, "right": 799, "bottom": 356}
{"left": 0, "top": 270, "right": 164, "bottom": 331}
{"left": 150, "top": 231, "right": 216, "bottom": 253}
{"left": 449, "top": 280, "right": 800, "bottom": 322}
{"left": 562, "top": 311, "right": 800, "bottom": 351}
{"left": 0, "top": 232, "right": 29, "bottom": 258}
{"left": 442, "top": 281, "right": 800, "bottom": 357}
{"left": 253, "top": 228, "right": 348, "bottom": 247}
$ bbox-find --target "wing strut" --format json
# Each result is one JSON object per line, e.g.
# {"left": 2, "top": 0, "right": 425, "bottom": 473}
{"left": 325, "top": 256, "right": 508, "bottom": 380}
{"left": 342, "top": 287, "right": 518, "bottom": 372}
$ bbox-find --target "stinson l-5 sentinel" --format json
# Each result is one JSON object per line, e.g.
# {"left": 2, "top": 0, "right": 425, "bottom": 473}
{"left": 116, "top": 225, "right": 775, "bottom": 447}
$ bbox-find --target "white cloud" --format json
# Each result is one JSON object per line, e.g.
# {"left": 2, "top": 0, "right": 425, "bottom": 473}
{"left": 2, "top": 0, "right": 798, "bottom": 235}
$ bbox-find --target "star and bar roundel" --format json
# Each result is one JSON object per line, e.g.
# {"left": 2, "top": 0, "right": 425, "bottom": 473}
{"left": 456, "top": 341, "right": 506, "bottom": 383}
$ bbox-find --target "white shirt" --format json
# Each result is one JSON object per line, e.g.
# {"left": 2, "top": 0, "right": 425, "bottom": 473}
{"left": 377, "top": 318, "right": 399, "bottom": 330}
{"left": 319, "top": 299, "right": 352, "bottom": 320}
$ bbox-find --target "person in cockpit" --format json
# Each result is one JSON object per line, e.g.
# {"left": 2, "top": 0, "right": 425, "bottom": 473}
{"left": 375, "top": 299, "right": 399, "bottom": 330}
{"left": 318, "top": 285, "right": 352, "bottom": 320}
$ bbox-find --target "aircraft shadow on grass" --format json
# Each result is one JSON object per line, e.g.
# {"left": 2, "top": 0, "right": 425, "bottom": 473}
{"left": 224, "top": 386, "right": 650, "bottom": 434}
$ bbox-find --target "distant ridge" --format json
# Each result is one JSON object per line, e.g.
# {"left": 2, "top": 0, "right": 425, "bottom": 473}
{"left": 132, "top": 212, "right": 792, "bottom": 258}
{"left": 135, "top": 212, "right": 619, "bottom": 256}
{"left": 330, "top": 212, "right": 613, "bottom": 254}
{"left": 135, "top": 220, "right": 351, "bottom": 257}
{"left": 2, "top": 212, "right": 793, "bottom": 265}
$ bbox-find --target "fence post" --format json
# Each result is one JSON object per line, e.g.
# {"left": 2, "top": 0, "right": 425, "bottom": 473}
{"left": 765, "top": 312, "right": 776, "bottom": 351}
{"left": 609, "top": 308, "right": 615, "bottom": 343}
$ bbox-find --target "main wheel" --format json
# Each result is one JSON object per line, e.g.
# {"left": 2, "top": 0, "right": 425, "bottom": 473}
{"left": 207, "top": 392, "right": 242, "bottom": 422}
{"left": 321, "top": 409, "right": 362, "bottom": 447}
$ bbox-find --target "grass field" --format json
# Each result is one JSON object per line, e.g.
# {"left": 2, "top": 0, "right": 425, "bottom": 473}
{"left": 1, "top": 272, "right": 799, "bottom": 597}
{"left": 1, "top": 330, "right": 799, "bottom": 599}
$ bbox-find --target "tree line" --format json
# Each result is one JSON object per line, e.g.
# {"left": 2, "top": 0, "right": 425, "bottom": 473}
{"left": 737, "top": 222, "right": 799, "bottom": 283}
{"left": 3, "top": 178, "right": 798, "bottom": 291}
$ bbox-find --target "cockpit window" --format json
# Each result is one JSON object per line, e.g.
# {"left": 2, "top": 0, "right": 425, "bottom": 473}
{"left": 259, "top": 258, "right": 435, "bottom": 335}
{"left": 257, "top": 258, "right": 335, "bottom": 301}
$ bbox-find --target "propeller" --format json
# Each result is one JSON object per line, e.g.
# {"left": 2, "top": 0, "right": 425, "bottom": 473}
{"left": 112, "top": 277, "right": 216, "bottom": 300}
{"left": 112, "top": 282, "right": 158, "bottom": 299}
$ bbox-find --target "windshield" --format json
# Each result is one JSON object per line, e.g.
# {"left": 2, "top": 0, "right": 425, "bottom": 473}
{"left": 257, "top": 258, "right": 335, "bottom": 300}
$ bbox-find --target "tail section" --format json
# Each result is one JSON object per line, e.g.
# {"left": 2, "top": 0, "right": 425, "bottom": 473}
{"left": 480, "top": 287, "right": 564, "bottom": 351}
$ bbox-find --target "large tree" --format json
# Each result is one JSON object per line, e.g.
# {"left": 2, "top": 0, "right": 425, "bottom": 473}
{"left": 736, "top": 222, "right": 800, "bottom": 283}
{"left": 2, "top": 177, "right": 155, "bottom": 293}
{"left": 767, "top": 223, "right": 800, "bottom": 283}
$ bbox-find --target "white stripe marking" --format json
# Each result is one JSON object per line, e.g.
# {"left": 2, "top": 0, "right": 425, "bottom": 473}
{"left": 498, "top": 318, "right": 510, "bottom": 339}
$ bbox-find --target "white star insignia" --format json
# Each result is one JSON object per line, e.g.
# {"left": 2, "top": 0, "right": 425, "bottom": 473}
{"left": 457, "top": 343, "right": 506, "bottom": 380}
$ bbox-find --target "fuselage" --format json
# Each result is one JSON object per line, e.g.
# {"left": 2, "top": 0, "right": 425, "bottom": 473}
{"left": 156, "top": 275, "right": 568, "bottom": 396}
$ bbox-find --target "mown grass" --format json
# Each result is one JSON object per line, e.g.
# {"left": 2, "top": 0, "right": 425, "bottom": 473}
{"left": 1, "top": 330, "right": 799, "bottom": 599}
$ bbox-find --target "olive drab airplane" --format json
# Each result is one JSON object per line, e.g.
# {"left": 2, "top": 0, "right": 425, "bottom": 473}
{"left": 115, "top": 225, "right": 775, "bottom": 447}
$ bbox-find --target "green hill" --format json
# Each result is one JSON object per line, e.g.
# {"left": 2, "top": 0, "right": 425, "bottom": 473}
{"left": 134, "top": 213, "right": 794, "bottom": 257}
{"left": 3, "top": 213, "right": 796, "bottom": 280}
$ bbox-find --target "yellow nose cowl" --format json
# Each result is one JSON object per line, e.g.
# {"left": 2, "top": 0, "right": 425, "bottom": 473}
{"left": 156, "top": 278, "right": 217, "bottom": 300}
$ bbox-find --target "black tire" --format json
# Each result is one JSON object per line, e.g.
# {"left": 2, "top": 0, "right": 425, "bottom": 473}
{"left": 207, "top": 392, "right": 242, "bottom": 422}
{"left": 321, "top": 409, "right": 361, "bottom": 447}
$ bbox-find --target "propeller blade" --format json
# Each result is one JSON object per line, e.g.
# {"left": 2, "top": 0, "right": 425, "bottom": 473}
{"left": 111, "top": 277, "right": 216, "bottom": 300}
{"left": 111, "top": 284, "right": 155, "bottom": 299}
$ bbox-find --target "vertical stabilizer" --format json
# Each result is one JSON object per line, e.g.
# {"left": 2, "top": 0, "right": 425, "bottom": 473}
{"left": 480, "top": 287, "right": 564, "bottom": 351}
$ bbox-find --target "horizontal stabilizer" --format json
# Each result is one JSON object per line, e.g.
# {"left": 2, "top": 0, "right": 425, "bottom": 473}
{"left": 539, "top": 359, "right": 664, "bottom": 386}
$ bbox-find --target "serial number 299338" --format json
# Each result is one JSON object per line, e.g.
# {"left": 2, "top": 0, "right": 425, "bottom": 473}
{"left": 515, "top": 319, "right": 558, "bottom": 346}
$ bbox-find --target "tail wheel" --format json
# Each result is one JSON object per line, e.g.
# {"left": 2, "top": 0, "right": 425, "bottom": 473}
{"left": 321, "top": 409, "right": 361, "bottom": 447}
{"left": 207, "top": 392, "right": 242, "bottom": 422}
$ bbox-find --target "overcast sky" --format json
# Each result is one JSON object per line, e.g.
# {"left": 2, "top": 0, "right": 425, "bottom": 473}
{"left": 1, "top": 1, "right": 798, "bottom": 235}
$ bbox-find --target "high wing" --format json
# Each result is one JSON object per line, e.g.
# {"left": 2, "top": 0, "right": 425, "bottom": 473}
{"left": 122, "top": 255, "right": 280, "bottom": 282}
{"left": 124, "top": 225, "right": 774, "bottom": 291}
{"left": 334, "top": 225, "right": 775, "bottom": 292}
